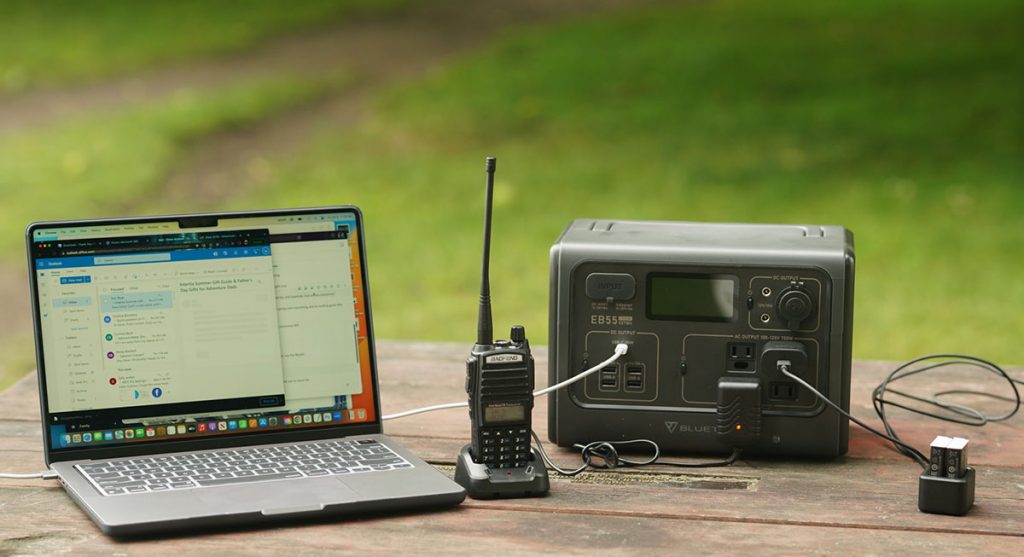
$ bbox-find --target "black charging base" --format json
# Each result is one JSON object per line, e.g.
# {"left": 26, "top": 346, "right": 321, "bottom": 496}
{"left": 454, "top": 444, "right": 550, "bottom": 499}
{"left": 918, "top": 467, "right": 975, "bottom": 516}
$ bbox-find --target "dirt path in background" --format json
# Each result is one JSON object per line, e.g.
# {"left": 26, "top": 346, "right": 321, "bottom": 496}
{"left": 0, "top": 267, "right": 29, "bottom": 342}
{"left": 0, "top": 0, "right": 648, "bottom": 137}
{"left": 0, "top": 0, "right": 661, "bottom": 373}
{"left": 156, "top": 0, "right": 656, "bottom": 209}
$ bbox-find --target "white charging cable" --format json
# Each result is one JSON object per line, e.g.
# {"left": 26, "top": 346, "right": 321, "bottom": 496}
{"left": 0, "top": 471, "right": 57, "bottom": 480}
{"left": 381, "top": 343, "right": 629, "bottom": 421}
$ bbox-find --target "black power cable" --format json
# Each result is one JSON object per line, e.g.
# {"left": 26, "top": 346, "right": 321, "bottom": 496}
{"left": 871, "top": 354, "right": 1020, "bottom": 465}
{"left": 781, "top": 354, "right": 1021, "bottom": 470}
{"left": 779, "top": 365, "right": 930, "bottom": 467}
{"left": 530, "top": 430, "right": 741, "bottom": 477}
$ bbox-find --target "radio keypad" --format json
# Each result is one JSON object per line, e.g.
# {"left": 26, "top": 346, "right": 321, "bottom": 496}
{"left": 481, "top": 427, "right": 531, "bottom": 468}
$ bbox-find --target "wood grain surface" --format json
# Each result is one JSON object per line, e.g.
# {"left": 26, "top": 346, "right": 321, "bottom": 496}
{"left": 1, "top": 341, "right": 1021, "bottom": 555}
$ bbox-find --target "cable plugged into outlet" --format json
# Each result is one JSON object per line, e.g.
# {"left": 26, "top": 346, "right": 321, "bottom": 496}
{"left": 716, "top": 377, "right": 762, "bottom": 447}
{"left": 761, "top": 341, "right": 807, "bottom": 401}
{"left": 777, "top": 353, "right": 1024, "bottom": 517}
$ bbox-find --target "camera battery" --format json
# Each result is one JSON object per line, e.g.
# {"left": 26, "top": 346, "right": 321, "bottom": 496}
{"left": 928, "top": 436, "right": 951, "bottom": 477}
{"left": 944, "top": 437, "right": 969, "bottom": 479}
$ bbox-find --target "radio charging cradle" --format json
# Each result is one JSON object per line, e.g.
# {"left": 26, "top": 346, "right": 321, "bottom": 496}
{"left": 455, "top": 445, "right": 550, "bottom": 499}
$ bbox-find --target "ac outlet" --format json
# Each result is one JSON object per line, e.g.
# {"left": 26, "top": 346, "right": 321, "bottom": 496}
{"left": 769, "top": 381, "right": 799, "bottom": 401}
{"left": 727, "top": 342, "right": 756, "bottom": 371}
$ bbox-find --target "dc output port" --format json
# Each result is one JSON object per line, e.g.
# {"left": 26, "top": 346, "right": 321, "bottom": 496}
{"left": 761, "top": 286, "right": 772, "bottom": 297}
{"left": 760, "top": 313, "right": 771, "bottom": 323}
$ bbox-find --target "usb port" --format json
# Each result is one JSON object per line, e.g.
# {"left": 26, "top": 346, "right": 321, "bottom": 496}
{"left": 624, "top": 364, "right": 644, "bottom": 391}
{"left": 599, "top": 366, "right": 619, "bottom": 390}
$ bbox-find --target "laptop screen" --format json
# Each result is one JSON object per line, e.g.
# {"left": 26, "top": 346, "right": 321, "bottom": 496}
{"left": 28, "top": 209, "right": 378, "bottom": 453}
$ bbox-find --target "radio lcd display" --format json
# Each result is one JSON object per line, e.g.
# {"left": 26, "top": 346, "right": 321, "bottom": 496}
{"left": 647, "top": 274, "right": 736, "bottom": 321}
{"left": 484, "top": 403, "right": 526, "bottom": 424}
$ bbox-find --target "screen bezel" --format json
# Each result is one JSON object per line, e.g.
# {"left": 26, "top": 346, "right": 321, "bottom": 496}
{"left": 27, "top": 207, "right": 383, "bottom": 465}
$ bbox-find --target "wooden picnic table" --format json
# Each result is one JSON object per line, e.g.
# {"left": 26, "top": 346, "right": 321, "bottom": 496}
{"left": 1, "top": 341, "right": 1022, "bottom": 554}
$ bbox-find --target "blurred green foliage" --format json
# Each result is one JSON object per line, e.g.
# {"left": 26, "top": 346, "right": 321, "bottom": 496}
{"left": 245, "top": 0, "right": 1024, "bottom": 362}
{"left": 0, "top": 78, "right": 336, "bottom": 255}
{"left": 0, "top": 0, "right": 1020, "bottom": 394}
{"left": 0, "top": 0, "right": 403, "bottom": 92}
{"left": 0, "top": 76, "right": 339, "bottom": 391}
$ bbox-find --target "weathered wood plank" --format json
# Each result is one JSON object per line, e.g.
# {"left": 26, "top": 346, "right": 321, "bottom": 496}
{"left": 1, "top": 340, "right": 1021, "bottom": 550}
{"left": 0, "top": 371, "right": 41, "bottom": 422}
{"left": 376, "top": 342, "right": 1024, "bottom": 465}
{"left": 0, "top": 486, "right": 1020, "bottom": 556}
{"left": 2, "top": 341, "right": 1022, "bottom": 468}
{"left": 1, "top": 432, "right": 1021, "bottom": 537}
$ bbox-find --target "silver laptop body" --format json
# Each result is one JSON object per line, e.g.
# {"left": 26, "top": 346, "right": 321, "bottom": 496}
{"left": 27, "top": 207, "right": 464, "bottom": 536}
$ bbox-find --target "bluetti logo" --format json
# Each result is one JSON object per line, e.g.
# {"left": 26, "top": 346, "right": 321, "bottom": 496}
{"left": 665, "top": 421, "right": 714, "bottom": 434}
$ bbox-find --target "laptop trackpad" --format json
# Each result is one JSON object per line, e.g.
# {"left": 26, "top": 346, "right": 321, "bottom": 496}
{"left": 194, "top": 477, "right": 357, "bottom": 515}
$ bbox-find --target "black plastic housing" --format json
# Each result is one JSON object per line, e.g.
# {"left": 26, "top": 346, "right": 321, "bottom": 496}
{"left": 548, "top": 220, "right": 855, "bottom": 458}
{"left": 454, "top": 444, "right": 549, "bottom": 499}
{"left": 716, "top": 378, "right": 762, "bottom": 446}
{"left": 466, "top": 336, "right": 535, "bottom": 469}
{"left": 918, "top": 467, "right": 975, "bottom": 516}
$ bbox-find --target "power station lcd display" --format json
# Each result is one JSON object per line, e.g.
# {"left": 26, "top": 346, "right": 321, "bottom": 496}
{"left": 647, "top": 274, "right": 736, "bottom": 321}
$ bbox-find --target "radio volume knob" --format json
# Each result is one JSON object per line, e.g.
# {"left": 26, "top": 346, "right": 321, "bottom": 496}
{"left": 777, "top": 288, "right": 813, "bottom": 331}
{"left": 510, "top": 325, "right": 526, "bottom": 344}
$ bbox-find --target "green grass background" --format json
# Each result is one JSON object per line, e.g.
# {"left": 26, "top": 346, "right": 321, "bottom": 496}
{"left": 0, "top": 78, "right": 338, "bottom": 253}
{"left": 0, "top": 0, "right": 1021, "bottom": 391}
{"left": 245, "top": 0, "right": 1024, "bottom": 362}
{"left": 0, "top": 0, "right": 403, "bottom": 92}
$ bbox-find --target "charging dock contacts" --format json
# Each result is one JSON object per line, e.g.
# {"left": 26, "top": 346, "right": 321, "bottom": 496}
{"left": 454, "top": 444, "right": 550, "bottom": 499}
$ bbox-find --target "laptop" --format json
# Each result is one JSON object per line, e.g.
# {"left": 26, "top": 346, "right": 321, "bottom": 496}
{"left": 26, "top": 207, "right": 465, "bottom": 536}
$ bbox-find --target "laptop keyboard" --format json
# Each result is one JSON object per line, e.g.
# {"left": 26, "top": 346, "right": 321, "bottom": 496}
{"left": 76, "top": 439, "right": 411, "bottom": 496}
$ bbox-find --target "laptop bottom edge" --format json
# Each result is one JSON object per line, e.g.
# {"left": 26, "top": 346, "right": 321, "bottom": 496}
{"left": 65, "top": 480, "right": 466, "bottom": 537}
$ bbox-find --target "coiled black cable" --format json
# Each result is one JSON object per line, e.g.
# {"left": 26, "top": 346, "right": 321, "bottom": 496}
{"left": 871, "top": 354, "right": 1020, "bottom": 466}
{"left": 781, "top": 354, "right": 1020, "bottom": 470}
{"left": 530, "top": 430, "right": 741, "bottom": 477}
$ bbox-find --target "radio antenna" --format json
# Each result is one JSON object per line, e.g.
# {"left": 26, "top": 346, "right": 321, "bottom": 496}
{"left": 476, "top": 156, "right": 496, "bottom": 346}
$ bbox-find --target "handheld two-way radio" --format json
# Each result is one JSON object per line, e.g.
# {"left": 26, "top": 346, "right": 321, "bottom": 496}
{"left": 454, "top": 157, "right": 549, "bottom": 499}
